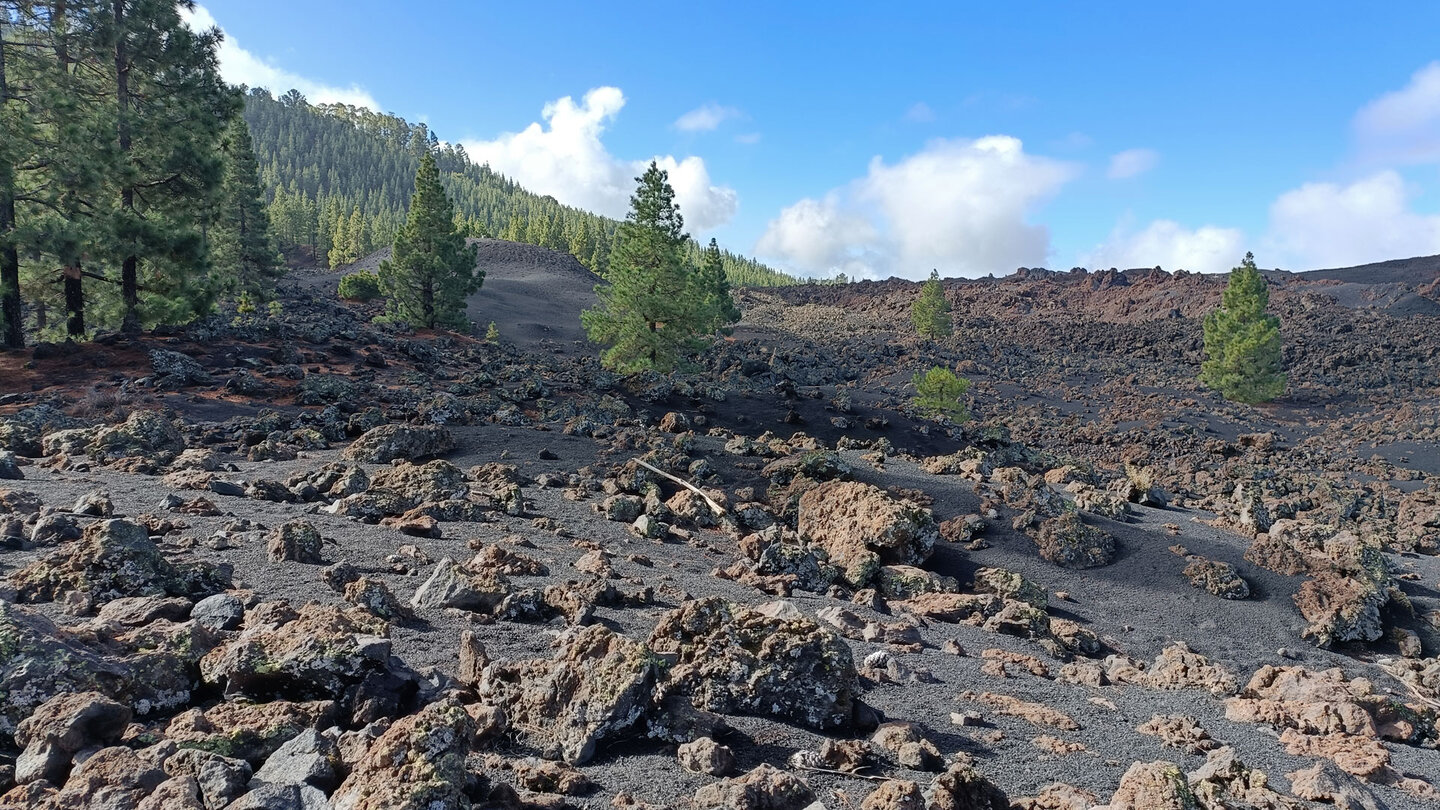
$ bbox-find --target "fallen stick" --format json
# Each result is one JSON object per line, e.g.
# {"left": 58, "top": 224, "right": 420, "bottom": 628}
{"left": 631, "top": 457, "right": 726, "bottom": 516}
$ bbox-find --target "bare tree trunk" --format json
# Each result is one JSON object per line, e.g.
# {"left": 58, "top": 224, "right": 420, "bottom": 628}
{"left": 0, "top": 14, "right": 24, "bottom": 348}
{"left": 113, "top": 0, "right": 139, "bottom": 333}
{"left": 64, "top": 264, "right": 84, "bottom": 337}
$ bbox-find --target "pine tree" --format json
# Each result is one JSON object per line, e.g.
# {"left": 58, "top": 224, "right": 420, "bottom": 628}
{"left": 695, "top": 237, "right": 740, "bottom": 333}
{"left": 1201, "top": 252, "right": 1285, "bottom": 404}
{"left": 581, "top": 162, "right": 711, "bottom": 372}
{"left": 103, "top": 0, "right": 234, "bottom": 331}
{"left": 212, "top": 115, "right": 280, "bottom": 300}
{"left": 911, "top": 269, "right": 952, "bottom": 338}
{"left": 378, "top": 151, "right": 480, "bottom": 329}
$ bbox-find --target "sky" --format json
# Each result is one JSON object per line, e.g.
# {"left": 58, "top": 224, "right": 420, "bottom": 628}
{"left": 185, "top": 1, "right": 1440, "bottom": 280}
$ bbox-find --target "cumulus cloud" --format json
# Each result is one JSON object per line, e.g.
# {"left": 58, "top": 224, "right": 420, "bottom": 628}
{"left": 1106, "top": 148, "right": 1159, "bottom": 179}
{"left": 756, "top": 136, "right": 1076, "bottom": 279}
{"left": 1083, "top": 220, "right": 1244, "bottom": 274}
{"left": 675, "top": 102, "right": 742, "bottom": 132}
{"left": 1264, "top": 170, "right": 1440, "bottom": 269}
{"left": 1354, "top": 62, "right": 1440, "bottom": 165}
{"left": 463, "top": 88, "right": 738, "bottom": 231}
{"left": 181, "top": 4, "right": 380, "bottom": 109}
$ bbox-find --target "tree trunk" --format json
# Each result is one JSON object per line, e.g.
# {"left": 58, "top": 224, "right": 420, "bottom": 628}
{"left": 422, "top": 281, "right": 434, "bottom": 328}
{"left": 0, "top": 16, "right": 23, "bottom": 348}
{"left": 64, "top": 264, "right": 84, "bottom": 337}
{"left": 113, "top": 0, "right": 138, "bottom": 333}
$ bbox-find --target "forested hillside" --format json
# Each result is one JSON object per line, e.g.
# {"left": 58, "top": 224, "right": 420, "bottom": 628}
{"left": 243, "top": 90, "right": 795, "bottom": 286}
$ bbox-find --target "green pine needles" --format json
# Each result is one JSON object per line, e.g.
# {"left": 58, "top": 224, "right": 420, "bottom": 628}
{"left": 378, "top": 152, "right": 480, "bottom": 329}
{"left": 912, "top": 366, "right": 971, "bottom": 420}
{"left": 911, "top": 270, "right": 952, "bottom": 338}
{"left": 1201, "top": 252, "right": 1285, "bottom": 404}
{"left": 581, "top": 162, "right": 740, "bottom": 373}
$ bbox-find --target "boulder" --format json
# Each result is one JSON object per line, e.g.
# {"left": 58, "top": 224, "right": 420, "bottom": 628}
{"left": 1293, "top": 572, "right": 1387, "bottom": 647}
{"left": 647, "top": 597, "right": 857, "bottom": 731}
{"left": 1032, "top": 512, "right": 1116, "bottom": 569}
{"left": 797, "top": 481, "right": 939, "bottom": 587}
{"left": 368, "top": 460, "right": 469, "bottom": 508}
{"left": 267, "top": 520, "right": 325, "bottom": 564}
{"left": 693, "top": 763, "right": 814, "bottom": 810}
{"left": 163, "top": 747, "right": 253, "bottom": 809}
{"left": 199, "top": 603, "right": 405, "bottom": 709}
{"left": 10, "top": 518, "right": 227, "bottom": 605}
{"left": 1182, "top": 557, "right": 1251, "bottom": 600}
{"left": 1102, "top": 761, "right": 1195, "bottom": 809}
{"left": 475, "top": 624, "right": 655, "bottom": 764}
{"left": 150, "top": 349, "right": 214, "bottom": 388}
{"left": 341, "top": 424, "right": 455, "bottom": 464}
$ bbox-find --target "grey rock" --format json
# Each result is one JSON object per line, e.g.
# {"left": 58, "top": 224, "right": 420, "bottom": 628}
{"left": 251, "top": 729, "right": 339, "bottom": 791}
{"left": 191, "top": 593, "right": 245, "bottom": 632}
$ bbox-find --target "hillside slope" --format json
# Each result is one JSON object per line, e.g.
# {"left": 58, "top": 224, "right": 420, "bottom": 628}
{"left": 345, "top": 239, "right": 601, "bottom": 346}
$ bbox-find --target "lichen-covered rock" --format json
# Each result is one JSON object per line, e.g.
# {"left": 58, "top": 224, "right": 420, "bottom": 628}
{"left": 344, "top": 577, "right": 413, "bottom": 621}
{"left": 10, "top": 518, "right": 228, "bottom": 605}
{"left": 45, "top": 745, "right": 168, "bottom": 809}
{"left": 1224, "top": 664, "right": 1431, "bottom": 744}
{"left": 150, "top": 349, "right": 214, "bottom": 388}
{"left": 861, "top": 779, "right": 925, "bottom": 810}
{"left": 0, "top": 451, "right": 21, "bottom": 481}
{"left": 797, "top": 481, "right": 938, "bottom": 588}
{"left": 330, "top": 698, "right": 476, "bottom": 810}
{"left": 87, "top": 409, "right": 186, "bottom": 462}
{"left": 163, "top": 747, "right": 253, "bottom": 809}
{"left": 475, "top": 624, "right": 656, "bottom": 764}
{"left": 266, "top": 520, "right": 324, "bottom": 564}
{"left": 1136, "top": 714, "right": 1218, "bottom": 755}
{"left": 647, "top": 597, "right": 857, "bottom": 731}
{"left": 13, "top": 691, "right": 131, "bottom": 785}
{"left": 875, "top": 564, "right": 958, "bottom": 599}
{"left": 199, "top": 603, "right": 403, "bottom": 707}
{"left": 1033, "top": 512, "right": 1116, "bottom": 569}
{"left": 972, "top": 567, "right": 1047, "bottom": 608}
{"left": 693, "top": 763, "right": 814, "bottom": 810}
{"left": 163, "top": 700, "right": 338, "bottom": 762}
{"left": 1182, "top": 557, "right": 1250, "bottom": 600}
{"left": 1394, "top": 485, "right": 1440, "bottom": 554}
{"left": 369, "top": 460, "right": 469, "bottom": 509}
{"left": 342, "top": 424, "right": 455, "bottom": 463}
{"left": 1293, "top": 572, "right": 1387, "bottom": 647}
{"left": 0, "top": 604, "right": 213, "bottom": 735}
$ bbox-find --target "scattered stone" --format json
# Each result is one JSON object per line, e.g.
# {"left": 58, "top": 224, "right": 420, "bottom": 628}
{"left": 1033, "top": 512, "right": 1117, "bottom": 568}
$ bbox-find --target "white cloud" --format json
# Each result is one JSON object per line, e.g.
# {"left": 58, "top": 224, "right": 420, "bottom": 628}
{"left": 1107, "top": 148, "right": 1159, "bottom": 179}
{"left": 674, "top": 103, "right": 741, "bottom": 132}
{"left": 1264, "top": 170, "right": 1440, "bottom": 269}
{"left": 904, "top": 102, "right": 935, "bottom": 123}
{"left": 756, "top": 136, "right": 1076, "bottom": 280}
{"left": 463, "top": 87, "right": 738, "bottom": 231}
{"left": 1354, "top": 62, "right": 1440, "bottom": 164}
{"left": 181, "top": 4, "right": 380, "bottom": 109}
{"left": 755, "top": 196, "right": 879, "bottom": 278}
{"left": 1083, "top": 220, "right": 1244, "bottom": 274}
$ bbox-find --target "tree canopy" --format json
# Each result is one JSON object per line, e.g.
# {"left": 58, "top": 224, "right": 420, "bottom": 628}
{"left": 378, "top": 151, "right": 480, "bottom": 329}
{"left": 911, "top": 269, "right": 952, "bottom": 338}
{"left": 582, "top": 163, "right": 736, "bottom": 373}
{"left": 1201, "top": 252, "right": 1285, "bottom": 404}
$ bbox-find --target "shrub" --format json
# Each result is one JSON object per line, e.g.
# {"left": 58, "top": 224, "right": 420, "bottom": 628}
{"left": 338, "top": 270, "right": 382, "bottom": 301}
{"left": 912, "top": 366, "right": 970, "bottom": 420}
{"left": 485, "top": 321, "right": 499, "bottom": 341}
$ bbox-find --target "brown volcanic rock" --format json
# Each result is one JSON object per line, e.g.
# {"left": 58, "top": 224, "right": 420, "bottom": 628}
{"left": 797, "top": 481, "right": 938, "bottom": 587}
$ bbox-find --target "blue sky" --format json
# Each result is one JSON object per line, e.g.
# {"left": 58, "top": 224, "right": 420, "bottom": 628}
{"left": 189, "top": 1, "right": 1440, "bottom": 279}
